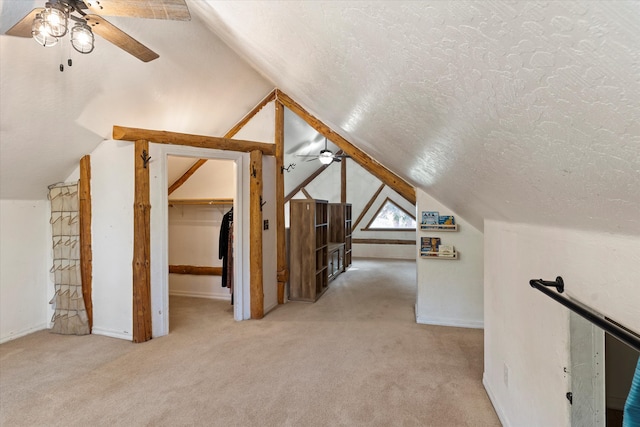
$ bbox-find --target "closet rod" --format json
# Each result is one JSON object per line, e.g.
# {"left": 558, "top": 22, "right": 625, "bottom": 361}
{"left": 530, "top": 277, "right": 640, "bottom": 352}
{"left": 168, "top": 198, "right": 233, "bottom": 206}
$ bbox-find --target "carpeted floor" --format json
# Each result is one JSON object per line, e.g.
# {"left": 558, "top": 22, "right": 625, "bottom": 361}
{"left": 0, "top": 258, "right": 500, "bottom": 426}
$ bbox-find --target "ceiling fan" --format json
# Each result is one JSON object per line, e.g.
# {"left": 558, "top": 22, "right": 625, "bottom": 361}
{"left": 5, "top": 0, "right": 190, "bottom": 63}
{"left": 296, "top": 137, "right": 349, "bottom": 165}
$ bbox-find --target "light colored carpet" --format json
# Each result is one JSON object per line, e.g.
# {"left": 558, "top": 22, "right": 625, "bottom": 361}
{"left": 0, "top": 258, "right": 500, "bottom": 426}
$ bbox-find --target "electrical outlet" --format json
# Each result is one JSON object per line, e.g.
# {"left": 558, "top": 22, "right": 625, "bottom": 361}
{"left": 504, "top": 363, "right": 509, "bottom": 387}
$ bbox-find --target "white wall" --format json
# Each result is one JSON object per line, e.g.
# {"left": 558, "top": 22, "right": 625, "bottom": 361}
{"left": 415, "top": 188, "right": 484, "bottom": 328}
{"left": 168, "top": 204, "right": 232, "bottom": 300}
{"left": 483, "top": 220, "right": 640, "bottom": 427}
{"left": 90, "top": 141, "right": 134, "bottom": 340}
{"left": 0, "top": 200, "right": 51, "bottom": 343}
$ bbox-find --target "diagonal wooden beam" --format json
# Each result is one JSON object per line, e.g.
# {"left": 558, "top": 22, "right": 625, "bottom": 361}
{"left": 352, "top": 183, "right": 385, "bottom": 231}
{"left": 284, "top": 163, "right": 331, "bottom": 203}
{"left": 168, "top": 89, "right": 277, "bottom": 195}
{"left": 276, "top": 89, "right": 415, "bottom": 205}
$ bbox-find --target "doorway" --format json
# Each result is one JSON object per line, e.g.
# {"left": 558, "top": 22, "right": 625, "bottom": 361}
{"left": 148, "top": 144, "right": 250, "bottom": 338}
{"left": 166, "top": 155, "right": 236, "bottom": 330}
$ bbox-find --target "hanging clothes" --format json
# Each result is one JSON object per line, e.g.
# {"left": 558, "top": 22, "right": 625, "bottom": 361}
{"left": 219, "top": 207, "right": 234, "bottom": 304}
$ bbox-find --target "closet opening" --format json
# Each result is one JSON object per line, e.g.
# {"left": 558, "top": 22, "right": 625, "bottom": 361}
{"left": 167, "top": 155, "right": 237, "bottom": 331}
{"left": 149, "top": 143, "right": 249, "bottom": 339}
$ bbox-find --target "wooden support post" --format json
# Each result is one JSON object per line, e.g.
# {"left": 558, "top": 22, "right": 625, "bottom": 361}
{"left": 133, "top": 140, "right": 152, "bottom": 343}
{"left": 275, "top": 100, "right": 287, "bottom": 304}
{"left": 79, "top": 155, "right": 93, "bottom": 330}
{"left": 250, "top": 150, "right": 264, "bottom": 319}
{"left": 341, "top": 156, "right": 347, "bottom": 204}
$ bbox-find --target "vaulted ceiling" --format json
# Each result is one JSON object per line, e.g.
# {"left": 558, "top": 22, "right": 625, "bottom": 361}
{"left": 1, "top": 1, "right": 639, "bottom": 235}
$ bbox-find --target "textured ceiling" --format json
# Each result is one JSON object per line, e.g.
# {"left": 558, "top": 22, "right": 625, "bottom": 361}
{"left": 200, "top": 1, "right": 640, "bottom": 235}
{"left": 1, "top": 1, "right": 639, "bottom": 236}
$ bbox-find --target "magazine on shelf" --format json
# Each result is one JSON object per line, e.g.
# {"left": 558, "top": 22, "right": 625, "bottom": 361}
{"left": 438, "top": 244, "right": 455, "bottom": 255}
{"left": 438, "top": 215, "right": 455, "bottom": 225}
{"left": 420, "top": 237, "right": 441, "bottom": 253}
{"left": 421, "top": 211, "right": 439, "bottom": 225}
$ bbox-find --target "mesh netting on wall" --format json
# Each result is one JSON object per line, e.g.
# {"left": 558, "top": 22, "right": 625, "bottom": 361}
{"left": 48, "top": 183, "right": 89, "bottom": 335}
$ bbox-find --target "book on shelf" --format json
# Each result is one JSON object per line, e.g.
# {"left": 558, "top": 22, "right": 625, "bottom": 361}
{"left": 438, "top": 215, "right": 455, "bottom": 225}
{"left": 420, "top": 237, "right": 441, "bottom": 253}
{"left": 438, "top": 245, "right": 455, "bottom": 255}
{"left": 421, "top": 211, "right": 439, "bottom": 225}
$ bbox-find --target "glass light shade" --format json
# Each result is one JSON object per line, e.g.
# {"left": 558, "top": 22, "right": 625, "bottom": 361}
{"left": 42, "top": 2, "right": 68, "bottom": 38}
{"left": 318, "top": 150, "right": 334, "bottom": 165}
{"left": 70, "top": 23, "right": 94, "bottom": 54}
{"left": 32, "top": 13, "right": 58, "bottom": 47}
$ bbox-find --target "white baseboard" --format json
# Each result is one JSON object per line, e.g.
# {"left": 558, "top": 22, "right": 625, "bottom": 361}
{"left": 483, "top": 374, "right": 510, "bottom": 427}
{"left": 0, "top": 323, "right": 48, "bottom": 344}
{"left": 169, "top": 290, "right": 231, "bottom": 301}
{"left": 92, "top": 327, "right": 132, "bottom": 341}
{"left": 415, "top": 314, "right": 484, "bottom": 329}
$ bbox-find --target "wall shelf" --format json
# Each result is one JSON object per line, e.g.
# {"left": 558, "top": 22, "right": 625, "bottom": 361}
{"left": 169, "top": 198, "right": 233, "bottom": 206}
{"left": 420, "top": 224, "right": 458, "bottom": 231}
{"left": 420, "top": 251, "right": 458, "bottom": 260}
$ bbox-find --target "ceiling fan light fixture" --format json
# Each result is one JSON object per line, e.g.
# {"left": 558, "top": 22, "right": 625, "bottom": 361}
{"left": 42, "top": 2, "right": 68, "bottom": 38}
{"left": 32, "top": 13, "right": 59, "bottom": 47}
{"left": 318, "top": 150, "right": 334, "bottom": 165}
{"left": 70, "top": 22, "right": 94, "bottom": 54}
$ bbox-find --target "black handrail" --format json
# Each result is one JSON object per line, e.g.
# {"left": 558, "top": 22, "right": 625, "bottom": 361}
{"left": 530, "top": 277, "right": 640, "bottom": 353}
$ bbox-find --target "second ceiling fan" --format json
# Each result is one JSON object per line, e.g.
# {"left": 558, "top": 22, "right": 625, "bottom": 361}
{"left": 297, "top": 137, "right": 349, "bottom": 164}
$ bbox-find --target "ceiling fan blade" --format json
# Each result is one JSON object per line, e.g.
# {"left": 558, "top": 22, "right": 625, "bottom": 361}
{"left": 5, "top": 8, "right": 44, "bottom": 37}
{"left": 333, "top": 158, "right": 342, "bottom": 163}
{"left": 85, "top": 14, "right": 159, "bottom": 62}
{"left": 84, "top": 0, "right": 191, "bottom": 21}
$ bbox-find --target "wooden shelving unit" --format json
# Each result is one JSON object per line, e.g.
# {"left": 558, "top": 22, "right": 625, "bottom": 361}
{"left": 329, "top": 203, "right": 352, "bottom": 270}
{"left": 289, "top": 199, "right": 329, "bottom": 302}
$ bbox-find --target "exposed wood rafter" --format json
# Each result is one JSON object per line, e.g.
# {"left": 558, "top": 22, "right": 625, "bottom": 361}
{"left": 352, "top": 184, "right": 386, "bottom": 231}
{"left": 167, "top": 89, "right": 277, "bottom": 194}
{"left": 250, "top": 150, "right": 264, "bottom": 319}
{"left": 284, "top": 163, "right": 331, "bottom": 203}
{"left": 275, "top": 90, "right": 416, "bottom": 205}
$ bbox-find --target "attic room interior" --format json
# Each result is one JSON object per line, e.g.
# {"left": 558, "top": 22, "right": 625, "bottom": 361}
{"left": 1, "top": 1, "right": 639, "bottom": 426}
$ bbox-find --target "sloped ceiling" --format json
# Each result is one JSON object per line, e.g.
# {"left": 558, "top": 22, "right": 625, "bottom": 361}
{"left": 198, "top": 1, "right": 640, "bottom": 236}
{"left": 1, "top": 1, "right": 639, "bottom": 236}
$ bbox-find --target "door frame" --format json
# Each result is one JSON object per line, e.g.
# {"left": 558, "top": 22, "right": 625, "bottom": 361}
{"left": 149, "top": 143, "right": 250, "bottom": 337}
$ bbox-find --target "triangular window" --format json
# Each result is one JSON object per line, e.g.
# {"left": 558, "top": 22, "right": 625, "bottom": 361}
{"left": 365, "top": 198, "right": 416, "bottom": 230}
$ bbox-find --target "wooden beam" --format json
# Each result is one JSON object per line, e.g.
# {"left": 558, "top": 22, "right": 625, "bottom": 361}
{"left": 113, "top": 126, "right": 276, "bottom": 156}
{"left": 301, "top": 188, "right": 313, "bottom": 199}
{"left": 352, "top": 184, "right": 385, "bottom": 230}
{"left": 352, "top": 239, "right": 416, "bottom": 245}
{"left": 167, "top": 89, "right": 277, "bottom": 194}
{"left": 284, "top": 163, "right": 331, "bottom": 203}
{"left": 276, "top": 90, "right": 415, "bottom": 205}
{"left": 250, "top": 150, "right": 264, "bottom": 319}
{"left": 275, "top": 100, "right": 287, "bottom": 304}
{"left": 133, "top": 140, "right": 152, "bottom": 343}
{"left": 168, "top": 159, "right": 207, "bottom": 195}
{"left": 79, "top": 155, "right": 93, "bottom": 331}
{"left": 341, "top": 156, "right": 347, "bottom": 204}
{"left": 169, "top": 265, "right": 222, "bottom": 276}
